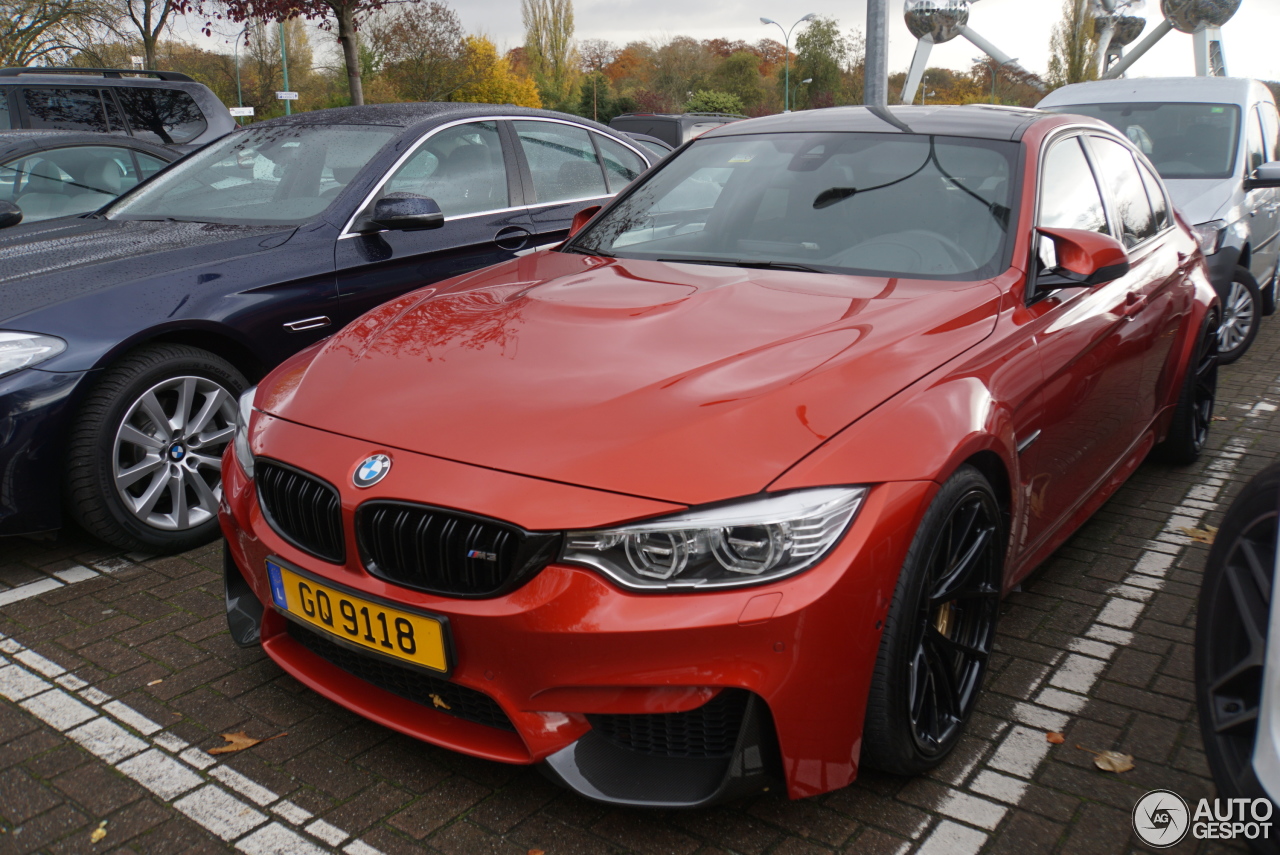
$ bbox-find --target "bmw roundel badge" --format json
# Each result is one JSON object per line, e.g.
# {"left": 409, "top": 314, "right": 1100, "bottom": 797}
{"left": 353, "top": 454, "right": 391, "bottom": 488}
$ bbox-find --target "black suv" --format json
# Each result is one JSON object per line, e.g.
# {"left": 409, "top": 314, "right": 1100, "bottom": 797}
{"left": 0, "top": 68, "right": 235, "bottom": 152}
{"left": 609, "top": 112, "right": 746, "bottom": 147}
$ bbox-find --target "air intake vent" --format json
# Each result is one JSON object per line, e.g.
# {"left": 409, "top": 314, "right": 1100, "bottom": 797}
{"left": 287, "top": 622, "right": 514, "bottom": 731}
{"left": 587, "top": 689, "right": 750, "bottom": 758}
{"left": 256, "top": 460, "right": 344, "bottom": 563}
{"left": 357, "top": 501, "right": 559, "bottom": 597}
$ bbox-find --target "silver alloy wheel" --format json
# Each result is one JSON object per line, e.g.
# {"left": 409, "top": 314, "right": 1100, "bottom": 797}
{"left": 1219, "top": 278, "right": 1255, "bottom": 354}
{"left": 111, "top": 375, "right": 237, "bottom": 531}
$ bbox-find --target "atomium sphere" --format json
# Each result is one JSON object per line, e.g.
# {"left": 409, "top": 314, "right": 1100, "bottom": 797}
{"left": 1093, "top": 13, "right": 1147, "bottom": 45}
{"left": 904, "top": 0, "right": 970, "bottom": 44}
{"left": 1160, "top": 0, "right": 1242, "bottom": 32}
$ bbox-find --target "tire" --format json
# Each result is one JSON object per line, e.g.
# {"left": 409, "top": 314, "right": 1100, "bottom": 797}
{"left": 1154, "top": 311, "right": 1218, "bottom": 465}
{"left": 1195, "top": 462, "right": 1280, "bottom": 843}
{"left": 1218, "top": 267, "right": 1261, "bottom": 364}
{"left": 65, "top": 344, "right": 247, "bottom": 554}
{"left": 862, "top": 465, "right": 1005, "bottom": 775}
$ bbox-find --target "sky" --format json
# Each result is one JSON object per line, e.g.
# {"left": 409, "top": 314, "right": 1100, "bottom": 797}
{"left": 172, "top": 0, "right": 1280, "bottom": 85}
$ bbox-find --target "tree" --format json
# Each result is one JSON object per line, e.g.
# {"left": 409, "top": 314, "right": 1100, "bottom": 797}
{"left": 451, "top": 35, "right": 541, "bottom": 107}
{"left": 578, "top": 37, "right": 615, "bottom": 73}
{"left": 711, "top": 50, "right": 762, "bottom": 111}
{"left": 577, "top": 69, "right": 615, "bottom": 121}
{"left": 1, "top": 0, "right": 106, "bottom": 66}
{"left": 792, "top": 16, "right": 848, "bottom": 109}
{"left": 1046, "top": 0, "right": 1098, "bottom": 88}
{"left": 213, "top": 0, "right": 385, "bottom": 107}
{"left": 99, "top": 0, "right": 181, "bottom": 69}
{"left": 365, "top": 1, "right": 471, "bottom": 102}
{"left": 684, "top": 90, "right": 744, "bottom": 115}
{"left": 522, "top": 0, "right": 576, "bottom": 110}
{"left": 648, "top": 35, "right": 715, "bottom": 112}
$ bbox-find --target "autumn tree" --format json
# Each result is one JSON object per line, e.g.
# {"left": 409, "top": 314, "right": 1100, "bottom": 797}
{"left": 1047, "top": 0, "right": 1098, "bottom": 88}
{"left": 1, "top": 0, "right": 108, "bottom": 66}
{"left": 365, "top": 1, "right": 471, "bottom": 102}
{"left": 452, "top": 35, "right": 540, "bottom": 107}
{"left": 711, "top": 50, "right": 763, "bottom": 112}
{"left": 578, "top": 37, "right": 615, "bottom": 74}
{"left": 97, "top": 0, "right": 182, "bottom": 68}
{"left": 522, "top": 0, "right": 576, "bottom": 109}
{"left": 793, "top": 17, "right": 848, "bottom": 109}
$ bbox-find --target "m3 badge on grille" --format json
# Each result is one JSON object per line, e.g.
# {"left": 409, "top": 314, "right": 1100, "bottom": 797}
{"left": 353, "top": 454, "right": 391, "bottom": 488}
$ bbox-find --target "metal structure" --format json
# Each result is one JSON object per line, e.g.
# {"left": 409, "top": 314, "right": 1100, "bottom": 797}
{"left": 899, "top": 0, "right": 1045, "bottom": 105}
{"left": 1092, "top": 0, "right": 1147, "bottom": 75}
{"left": 1103, "top": 0, "right": 1243, "bottom": 79}
{"left": 864, "top": 0, "right": 889, "bottom": 106}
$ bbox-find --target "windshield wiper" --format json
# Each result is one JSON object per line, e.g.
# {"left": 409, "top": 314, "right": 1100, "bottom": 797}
{"left": 658, "top": 257, "right": 829, "bottom": 274}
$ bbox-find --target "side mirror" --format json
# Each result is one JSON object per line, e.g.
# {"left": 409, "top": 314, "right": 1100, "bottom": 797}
{"left": 1035, "top": 226, "right": 1130, "bottom": 288}
{"left": 1244, "top": 161, "right": 1280, "bottom": 191}
{"left": 369, "top": 193, "right": 444, "bottom": 231}
{"left": 568, "top": 205, "right": 601, "bottom": 238}
{"left": 0, "top": 200, "right": 23, "bottom": 229}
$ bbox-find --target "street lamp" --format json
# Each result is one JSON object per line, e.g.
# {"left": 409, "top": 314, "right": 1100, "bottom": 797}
{"left": 795, "top": 77, "right": 813, "bottom": 110}
{"left": 761, "top": 12, "right": 816, "bottom": 113}
{"left": 987, "top": 56, "right": 1018, "bottom": 104}
{"left": 232, "top": 23, "right": 250, "bottom": 124}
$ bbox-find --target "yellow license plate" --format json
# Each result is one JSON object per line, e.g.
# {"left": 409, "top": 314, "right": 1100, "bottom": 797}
{"left": 266, "top": 559, "right": 449, "bottom": 673}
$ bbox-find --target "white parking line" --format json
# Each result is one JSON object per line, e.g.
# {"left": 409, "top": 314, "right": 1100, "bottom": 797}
{"left": 0, "top": 633, "right": 383, "bottom": 854}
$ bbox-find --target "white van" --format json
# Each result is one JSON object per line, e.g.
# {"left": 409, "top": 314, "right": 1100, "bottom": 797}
{"left": 1038, "top": 77, "right": 1280, "bottom": 363}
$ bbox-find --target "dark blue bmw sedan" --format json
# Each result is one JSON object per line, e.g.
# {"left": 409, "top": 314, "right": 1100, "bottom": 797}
{"left": 0, "top": 102, "right": 651, "bottom": 552}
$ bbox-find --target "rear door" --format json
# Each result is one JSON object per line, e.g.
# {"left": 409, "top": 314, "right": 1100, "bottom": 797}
{"left": 334, "top": 119, "right": 534, "bottom": 326}
{"left": 511, "top": 120, "right": 647, "bottom": 251}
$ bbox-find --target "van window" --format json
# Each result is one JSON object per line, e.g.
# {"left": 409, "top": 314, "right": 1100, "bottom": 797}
{"left": 1042, "top": 102, "right": 1241, "bottom": 180}
{"left": 115, "top": 88, "right": 207, "bottom": 145}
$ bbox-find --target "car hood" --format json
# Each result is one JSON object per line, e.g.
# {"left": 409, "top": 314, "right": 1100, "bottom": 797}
{"left": 1165, "top": 178, "right": 1239, "bottom": 226}
{"left": 0, "top": 218, "right": 296, "bottom": 322}
{"left": 262, "top": 251, "right": 1002, "bottom": 506}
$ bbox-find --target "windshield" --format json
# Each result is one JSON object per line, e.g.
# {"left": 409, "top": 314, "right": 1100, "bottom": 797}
{"left": 568, "top": 131, "right": 1018, "bottom": 280}
{"left": 108, "top": 123, "right": 399, "bottom": 224}
{"left": 1043, "top": 102, "right": 1241, "bottom": 180}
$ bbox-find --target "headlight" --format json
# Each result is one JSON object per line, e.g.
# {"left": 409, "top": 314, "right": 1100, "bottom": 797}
{"left": 0, "top": 331, "right": 66, "bottom": 378}
{"left": 561, "top": 487, "right": 866, "bottom": 591}
{"left": 233, "top": 385, "right": 257, "bottom": 479}
{"left": 1192, "top": 220, "right": 1227, "bottom": 256}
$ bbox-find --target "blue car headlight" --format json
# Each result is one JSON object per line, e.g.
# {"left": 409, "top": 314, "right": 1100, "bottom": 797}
{"left": 0, "top": 331, "right": 66, "bottom": 378}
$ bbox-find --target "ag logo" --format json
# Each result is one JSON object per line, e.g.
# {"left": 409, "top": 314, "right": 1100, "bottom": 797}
{"left": 1133, "top": 789, "right": 1190, "bottom": 848}
{"left": 353, "top": 454, "right": 391, "bottom": 488}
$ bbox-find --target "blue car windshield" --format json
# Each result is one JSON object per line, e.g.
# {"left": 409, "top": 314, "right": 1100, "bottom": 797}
{"left": 109, "top": 124, "right": 398, "bottom": 225}
{"left": 567, "top": 131, "right": 1020, "bottom": 281}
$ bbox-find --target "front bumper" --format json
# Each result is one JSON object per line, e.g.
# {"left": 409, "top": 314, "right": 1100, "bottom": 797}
{"left": 0, "top": 367, "right": 89, "bottom": 536}
{"left": 219, "top": 414, "right": 931, "bottom": 803}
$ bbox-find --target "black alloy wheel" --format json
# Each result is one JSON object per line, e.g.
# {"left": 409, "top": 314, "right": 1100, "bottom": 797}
{"left": 863, "top": 466, "right": 1004, "bottom": 775}
{"left": 1196, "top": 463, "right": 1279, "bottom": 825}
{"left": 1156, "top": 311, "right": 1219, "bottom": 465}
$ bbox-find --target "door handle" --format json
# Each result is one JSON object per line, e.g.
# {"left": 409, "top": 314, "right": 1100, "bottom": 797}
{"left": 494, "top": 226, "right": 531, "bottom": 251}
{"left": 1122, "top": 291, "right": 1147, "bottom": 320}
{"left": 284, "top": 316, "right": 331, "bottom": 332}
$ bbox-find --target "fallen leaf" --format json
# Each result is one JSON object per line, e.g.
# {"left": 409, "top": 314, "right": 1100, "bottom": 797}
{"left": 1212, "top": 415, "right": 1228, "bottom": 421}
{"left": 1178, "top": 526, "right": 1218, "bottom": 544}
{"left": 1046, "top": 732, "right": 1065, "bottom": 744}
{"left": 90, "top": 820, "right": 107, "bottom": 843}
{"left": 147, "top": 679, "right": 163, "bottom": 686}
{"left": 1076, "top": 744, "right": 1135, "bottom": 773}
{"left": 529, "top": 850, "right": 546, "bottom": 855}
{"left": 208, "top": 730, "right": 287, "bottom": 755}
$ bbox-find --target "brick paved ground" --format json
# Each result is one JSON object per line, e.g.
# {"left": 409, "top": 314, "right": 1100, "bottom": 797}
{"left": 3, "top": 317, "right": 1279, "bottom": 854}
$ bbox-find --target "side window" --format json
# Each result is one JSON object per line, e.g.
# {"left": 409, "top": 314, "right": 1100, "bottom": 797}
{"left": 361, "top": 121, "right": 508, "bottom": 226}
{"left": 1246, "top": 107, "right": 1267, "bottom": 174}
{"left": 1137, "top": 161, "right": 1171, "bottom": 232}
{"left": 22, "top": 88, "right": 109, "bottom": 132}
{"left": 1037, "top": 137, "right": 1109, "bottom": 271}
{"left": 3, "top": 145, "right": 143, "bottom": 222}
{"left": 514, "top": 120, "right": 607, "bottom": 204}
{"left": 115, "top": 88, "right": 207, "bottom": 145}
{"left": 0, "top": 97, "right": 10, "bottom": 130}
{"left": 1089, "top": 136, "right": 1157, "bottom": 248}
{"left": 1260, "top": 104, "right": 1280, "bottom": 163}
{"left": 595, "top": 134, "right": 646, "bottom": 193}
{"left": 136, "top": 152, "right": 169, "bottom": 180}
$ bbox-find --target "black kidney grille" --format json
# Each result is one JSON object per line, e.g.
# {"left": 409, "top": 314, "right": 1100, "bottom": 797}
{"left": 358, "top": 502, "right": 558, "bottom": 597}
{"left": 287, "top": 621, "right": 515, "bottom": 732}
{"left": 586, "top": 689, "right": 750, "bottom": 759}
{"left": 256, "top": 461, "right": 345, "bottom": 563}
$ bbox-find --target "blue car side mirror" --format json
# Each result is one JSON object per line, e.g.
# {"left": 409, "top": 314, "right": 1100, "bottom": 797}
{"left": 370, "top": 193, "right": 445, "bottom": 231}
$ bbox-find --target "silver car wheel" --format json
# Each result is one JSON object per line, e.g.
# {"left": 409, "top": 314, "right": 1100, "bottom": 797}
{"left": 111, "top": 375, "right": 237, "bottom": 531}
{"left": 1219, "top": 278, "right": 1255, "bottom": 354}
